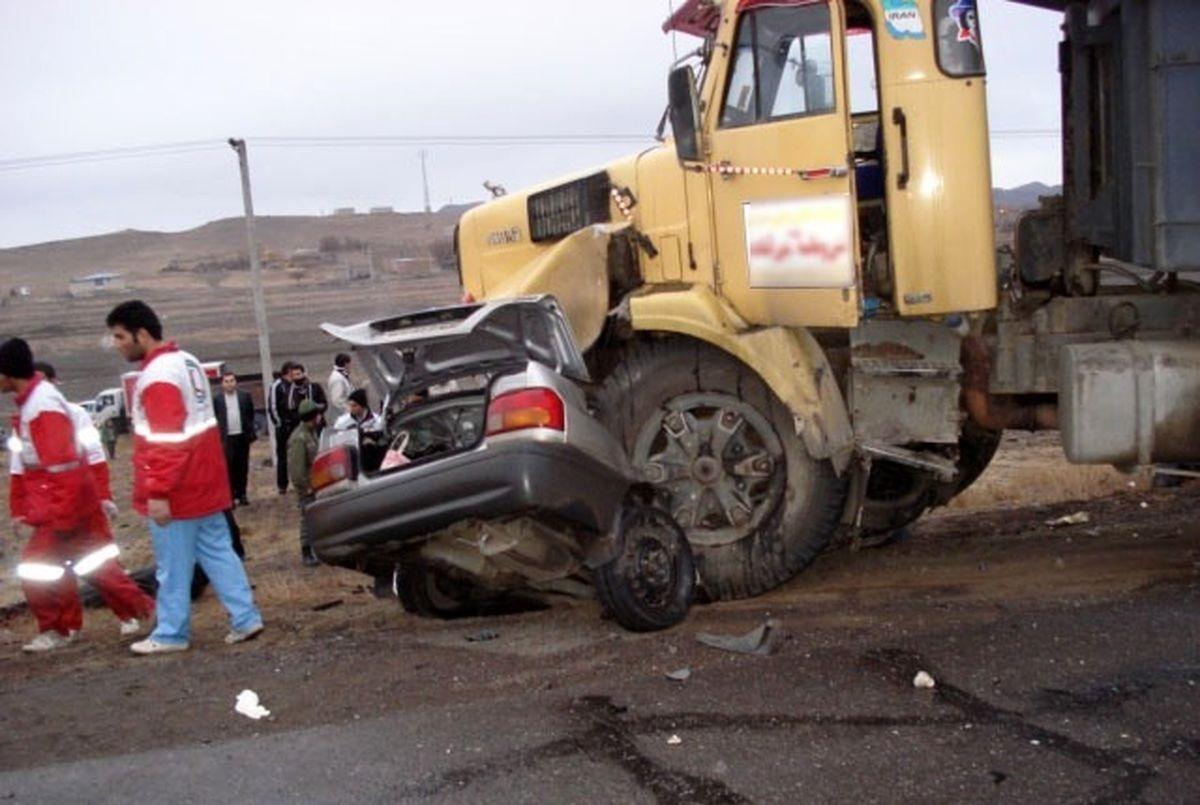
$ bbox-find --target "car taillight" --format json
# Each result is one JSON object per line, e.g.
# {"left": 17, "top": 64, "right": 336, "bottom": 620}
{"left": 311, "top": 446, "right": 354, "bottom": 491}
{"left": 485, "top": 388, "right": 565, "bottom": 436}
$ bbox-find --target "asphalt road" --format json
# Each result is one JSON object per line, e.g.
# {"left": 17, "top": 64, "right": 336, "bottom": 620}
{"left": 2, "top": 587, "right": 1197, "bottom": 803}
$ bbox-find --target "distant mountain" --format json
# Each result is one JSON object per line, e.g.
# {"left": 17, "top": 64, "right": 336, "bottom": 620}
{"left": 993, "top": 182, "right": 1061, "bottom": 210}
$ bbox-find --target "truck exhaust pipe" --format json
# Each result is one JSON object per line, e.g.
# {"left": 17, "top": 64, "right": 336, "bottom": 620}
{"left": 961, "top": 336, "right": 1058, "bottom": 432}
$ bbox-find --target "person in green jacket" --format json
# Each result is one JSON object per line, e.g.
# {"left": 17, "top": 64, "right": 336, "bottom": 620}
{"left": 288, "top": 399, "right": 322, "bottom": 566}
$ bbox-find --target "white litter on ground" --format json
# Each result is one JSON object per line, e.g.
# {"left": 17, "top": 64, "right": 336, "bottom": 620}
{"left": 1046, "top": 511, "right": 1090, "bottom": 527}
{"left": 667, "top": 734, "right": 683, "bottom": 746}
{"left": 913, "top": 671, "right": 937, "bottom": 689}
{"left": 235, "top": 689, "right": 271, "bottom": 720}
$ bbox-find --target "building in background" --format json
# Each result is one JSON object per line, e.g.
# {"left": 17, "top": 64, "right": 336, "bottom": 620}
{"left": 68, "top": 272, "right": 126, "bottom": 297}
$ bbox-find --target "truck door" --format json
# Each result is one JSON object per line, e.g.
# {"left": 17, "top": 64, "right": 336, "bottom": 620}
{"left": 872, "top": 0, "right": 997, "bottom": 316}
{"left": 703, "top": 0, "right": 859, "bottom": 328}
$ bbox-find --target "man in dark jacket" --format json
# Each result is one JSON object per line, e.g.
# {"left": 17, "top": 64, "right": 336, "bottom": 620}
{"left": 268, "top": 361, "right": 294, "bottom": 495}
{"left": 286, "top": 363, "right": 327, "bottom": 424}
{"left": 214, "top": 371, "right": 256, "bottom": 506}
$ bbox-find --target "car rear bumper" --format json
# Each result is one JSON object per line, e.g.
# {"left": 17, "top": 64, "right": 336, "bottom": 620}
{"left": 306, "top": 439, "right": 631, "bottom": 565}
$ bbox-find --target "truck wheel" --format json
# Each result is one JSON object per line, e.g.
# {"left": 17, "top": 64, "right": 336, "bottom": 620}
{"left": 859, "top": 421, "right": 1002, "bottom": 536}
{"left": 596, "top": 338, "right": 847, "bottom": 601}
{"left": 595, "top": 505, "right": 695, "bottom": 632}
{"left": 395, "top": 561, "right": 475, "bottom": 619}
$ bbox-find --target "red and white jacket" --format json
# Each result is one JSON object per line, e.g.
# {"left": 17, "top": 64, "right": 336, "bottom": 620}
{"left": 8, "top": 375, "right": 100, "bottom": 531}
{"left": 131, "top": 343, "right": 231, "bottom": 519}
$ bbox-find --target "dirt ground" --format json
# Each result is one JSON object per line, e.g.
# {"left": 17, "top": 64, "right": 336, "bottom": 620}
{"left": 0, "top": 432, "right": 1196, "bottom": 796}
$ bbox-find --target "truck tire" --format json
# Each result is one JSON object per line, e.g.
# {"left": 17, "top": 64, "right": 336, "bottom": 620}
{"left": 595, "top": 504, "right": 695, "bottom": 632}
{"left": 859, "top": 421, "right": 1002, "bottom": 536}
{"left": 395, "top": 561, "right": 475, "bottom": 619}
{"left": 595, "top": 337, "right": 847, "bottom": 601}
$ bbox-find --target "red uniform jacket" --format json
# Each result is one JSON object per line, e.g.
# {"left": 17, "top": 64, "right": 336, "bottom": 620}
{"left": 130, "top": 343, "right": 231, "bottom": 519}
{"left": 9, "top": 376, "right": 99, "bottom": 531}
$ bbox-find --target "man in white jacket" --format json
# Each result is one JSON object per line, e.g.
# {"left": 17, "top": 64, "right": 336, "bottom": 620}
{"left": 326, "top": 353, "right": 355, "bottom": 422}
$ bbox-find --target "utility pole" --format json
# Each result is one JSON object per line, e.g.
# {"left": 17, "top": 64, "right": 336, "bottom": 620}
{"left": 228, "top": 138, "right": 278, "bottom": 466}
{"left": 419, "top": 149, "right": 432, "bottom": 213}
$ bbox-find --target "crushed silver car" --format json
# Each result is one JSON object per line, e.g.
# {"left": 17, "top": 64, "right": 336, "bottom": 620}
{"left": 305, "top": 296, "right": 695, "bottom": 632}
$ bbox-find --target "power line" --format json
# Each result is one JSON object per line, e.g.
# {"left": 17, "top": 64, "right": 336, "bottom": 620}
{"left": 250, "top": 134, "right": 654, "bottom": 146}
{"left": 0, "top": 129, "right": 1062, "bottom": 173}
{"left": 0, "top": 140, "right": 225, "bottom": 172}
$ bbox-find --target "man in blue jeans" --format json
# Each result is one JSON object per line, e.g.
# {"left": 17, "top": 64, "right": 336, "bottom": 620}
{"left": 106, "top": 300, "right": 264, "bottom": 654}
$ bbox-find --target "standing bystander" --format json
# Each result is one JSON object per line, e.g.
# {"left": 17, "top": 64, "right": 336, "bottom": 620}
{"left": 105, "top": 300, "right": 264, "bottom": 654}
{"left": 214, "top": 371, "right": 256, "bottom": 506}
{"left": 268, "top": 361, "right": 294, "bottom": 495}
{"left": 326, "top": 353, "right": 355, "bottom": 422}
{"left": 288, "top": 399, "right": 323, "bottom": 566}
{"left": 287, "top": 363, "right": 327, "bottom": 424}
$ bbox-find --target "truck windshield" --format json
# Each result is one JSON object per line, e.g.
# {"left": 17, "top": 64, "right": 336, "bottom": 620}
{"left": 720, "top": 3, "right": 836, "bottom": 128}
{"left": 934, "top": 0, "right": 985, "bottom": 77}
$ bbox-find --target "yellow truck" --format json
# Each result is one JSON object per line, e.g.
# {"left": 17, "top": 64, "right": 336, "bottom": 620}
{"left": 454, "top": 0, "right": 1200, "bottom": 600}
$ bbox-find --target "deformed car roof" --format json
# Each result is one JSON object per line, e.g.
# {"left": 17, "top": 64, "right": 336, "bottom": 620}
{"left": 321, "top": 296, "right": 590, "bottom": 396}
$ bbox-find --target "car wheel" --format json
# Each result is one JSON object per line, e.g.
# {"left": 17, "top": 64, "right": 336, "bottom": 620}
{"left": 395, "top": 560, "right": 475, "bottom": 619}
{"left": 596, "top": 337, "right": 847, "bottom": 601}
{"left": 595, "top": 504, "right": 695, "bottom": 632}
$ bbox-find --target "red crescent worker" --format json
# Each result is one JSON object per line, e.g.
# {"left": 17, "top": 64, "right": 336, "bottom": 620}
{"left": 2, "top": 338, "right": 154, "bottom": 653}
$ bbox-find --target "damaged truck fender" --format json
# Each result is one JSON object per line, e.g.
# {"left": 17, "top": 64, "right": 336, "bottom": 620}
{"left": 473, "top": 223, "right": 628, "bottom": 353}
{"left": 628, "top": 285, "right": 855, "bottom": 474}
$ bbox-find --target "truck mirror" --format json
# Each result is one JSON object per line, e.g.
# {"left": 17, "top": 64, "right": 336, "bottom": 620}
{"left": 668, "top": 66, "right": 702, "bottom": 163}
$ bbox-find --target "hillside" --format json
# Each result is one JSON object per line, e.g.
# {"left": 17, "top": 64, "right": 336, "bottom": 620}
{"left": 0, "top": 207, "right": 469, "bottom": 296}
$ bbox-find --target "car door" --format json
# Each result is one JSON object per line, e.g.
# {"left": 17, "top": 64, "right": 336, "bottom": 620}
{"left": 704, "top": 0, "right": 860, "bottom": 328}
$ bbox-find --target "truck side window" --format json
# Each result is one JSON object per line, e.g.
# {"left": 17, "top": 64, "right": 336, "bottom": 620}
{"left": 934, "top": 0, "right": 985, "bottom": 77}
{"left": 720, "top": 3, "right": 836, "bottom": 128}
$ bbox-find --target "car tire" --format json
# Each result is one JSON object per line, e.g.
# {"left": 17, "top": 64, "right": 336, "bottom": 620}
{"left": 595, "top": 337, "right": 847, "bottom": 601}
{"left": 395, "top": 560, "right": 475, "bottom": 619}
{"left": 595, "top": 505, "right": 695, "bottom": 632}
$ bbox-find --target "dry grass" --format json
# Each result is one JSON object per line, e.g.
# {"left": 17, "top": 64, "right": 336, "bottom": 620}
{"left": 942, "top": 432, "right": 1153, "bottom": 513}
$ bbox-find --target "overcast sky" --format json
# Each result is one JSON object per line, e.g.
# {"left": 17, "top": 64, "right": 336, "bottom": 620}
{"left": 0, "top": 0, "right": 1063, "bottom": 248}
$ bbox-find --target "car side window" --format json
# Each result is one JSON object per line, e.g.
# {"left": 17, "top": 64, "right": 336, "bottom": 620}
{"left": 720, "top": 3, "right": 836, "bottom": 128}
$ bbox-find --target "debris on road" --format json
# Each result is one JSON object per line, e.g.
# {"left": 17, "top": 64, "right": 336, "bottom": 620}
{"left": 311, "top": 599, "right": 344, "bottom": 612}
{"left": 665, "top": 667, "right": 692, "bottom": 682}
{"left": 696, "top": 618, "right": 781, "bottom": 656}
{"left": 1045, "top": 511, "right": 1090, "bottom": 527}
{"left": 235, "top": 689, "right": 271, "bottom": 720}
{"left": 667, "top": 734, "right": 682, "bottom": 746}
{"left": 913, "top": 671, "right": 937, "bottom": 689}
{"left": 465, "top": 629, "right": 500, "bottom": 643}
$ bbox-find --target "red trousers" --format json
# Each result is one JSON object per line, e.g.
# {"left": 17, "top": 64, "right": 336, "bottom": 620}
{"left": 19, "top": 514, "right": 154, "bottom": 636}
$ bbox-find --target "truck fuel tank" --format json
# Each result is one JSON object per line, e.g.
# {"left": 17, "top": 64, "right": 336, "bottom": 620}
{"left": 1060, "top": 341, "right": 1200, "bottom": 465}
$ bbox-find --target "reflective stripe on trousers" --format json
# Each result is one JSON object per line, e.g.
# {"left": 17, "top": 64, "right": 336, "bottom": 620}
{"left": 17, "top": 562, "right": 66, "bottom": 582}
{"left": 73, "top": 543, "right": 120, "bottom": 576}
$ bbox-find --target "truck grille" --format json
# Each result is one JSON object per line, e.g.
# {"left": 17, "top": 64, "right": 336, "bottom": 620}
{"left": 527, "top": 172, "right": 611, "bottom": 243}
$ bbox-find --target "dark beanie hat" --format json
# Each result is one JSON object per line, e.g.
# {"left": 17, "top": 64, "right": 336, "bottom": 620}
{"left": 0, "top": 338, "right": 34, "bottom": 380}
{"left": 347, "top": 388, "right": 368, "bottom": 409}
